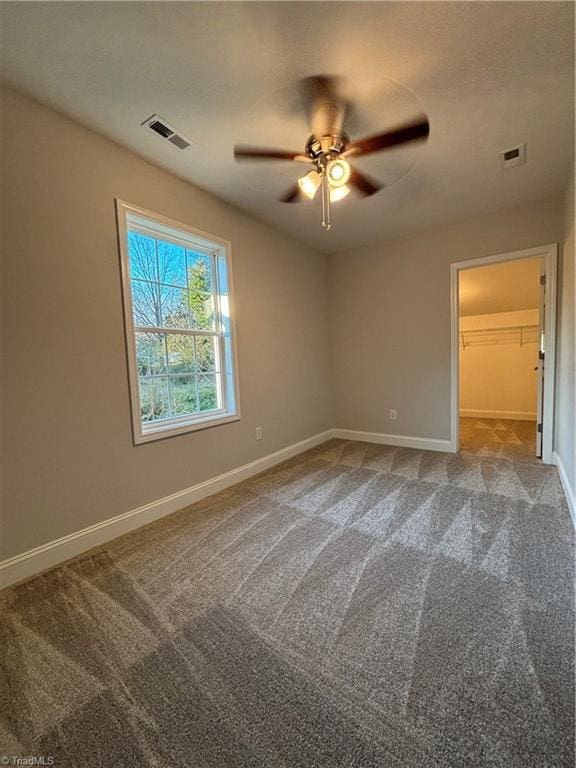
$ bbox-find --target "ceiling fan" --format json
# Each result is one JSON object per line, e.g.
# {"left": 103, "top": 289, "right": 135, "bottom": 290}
{"left": 234, "top": 76, "right": 430, "bottom": 231}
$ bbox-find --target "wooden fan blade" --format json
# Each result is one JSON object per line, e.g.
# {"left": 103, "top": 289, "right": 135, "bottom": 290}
{"left": 349, "top": 167, "right": 384, "bottom": 197}
{"left": 280, "top": 184, "right": 303, "bottom": 203}
{"left": 234, "top": 145, "right": 308, "bottom": 162}
{"left": 343, "top": 117, "right": 430, "bottom": 158}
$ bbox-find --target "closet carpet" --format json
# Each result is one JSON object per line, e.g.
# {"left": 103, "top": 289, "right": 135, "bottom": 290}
{"left": 1, "top": 436, "right": 574, "bottom": 767}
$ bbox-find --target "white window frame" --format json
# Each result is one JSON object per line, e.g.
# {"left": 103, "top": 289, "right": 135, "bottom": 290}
{"left": 116, "top": 200, "right": 241, "bottom": 444}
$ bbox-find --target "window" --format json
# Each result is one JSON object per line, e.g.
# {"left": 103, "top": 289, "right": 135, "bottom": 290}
{"left": 116, "top": 201, "right": 240, "bottom": 443}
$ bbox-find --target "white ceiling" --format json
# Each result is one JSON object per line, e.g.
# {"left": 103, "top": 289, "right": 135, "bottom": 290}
{"left": 459, "top": 258, "right": 541, "bottom": 316}
{"left": 1, "top": 2, "right": 574, "bottom": 254}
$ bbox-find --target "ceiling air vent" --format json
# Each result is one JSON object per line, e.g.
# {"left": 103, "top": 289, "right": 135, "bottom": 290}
{"left": 501, "top": 143, "right": 526, "bottom": 169}
{"left": 141, "top": 114, "right": 193, "bottom": 150}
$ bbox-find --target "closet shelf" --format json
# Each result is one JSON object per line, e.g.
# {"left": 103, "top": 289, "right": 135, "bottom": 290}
{"left": 460, "top": 324, "right": 539, "bottom": 349}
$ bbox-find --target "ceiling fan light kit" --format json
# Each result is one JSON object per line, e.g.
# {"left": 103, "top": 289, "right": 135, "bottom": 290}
{"left": 329, "top": 185, "right": 350, "bottom": 202}
{"left": 234, "top": 76, "right": 430, "bottom": 232}
{"left": 298, "top": 169, "right": 322, "bottom": 199}
{"left": 326, "top": 158, "right": 350, "bottom": 186}
{"left": 297, "top": 157, "right": 351, "bottom": 230}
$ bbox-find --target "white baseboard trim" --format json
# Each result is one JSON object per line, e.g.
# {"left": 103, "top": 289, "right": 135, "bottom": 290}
{"left": 333, "top": 428, "right": 453, "bottom": 453}
{"left": 460, "top": 409, "right": 537, "bottom": 421}
{"left": 0, "top": 429, "right": 334, "bottom": 590}
{"left": 552, "top": 451, "right": 576, "bottom": 530}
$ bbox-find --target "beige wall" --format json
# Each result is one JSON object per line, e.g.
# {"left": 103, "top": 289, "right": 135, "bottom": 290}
{"left": 554, "top": 171, "right": 575, "bottom": 491}
{"left": 329, "top": 197, "right": 563, "bottom": 437}
{"left": 0, "top": 86, "right": 332, "bottom": 560}
{"left": 459, "top": 310, "right": 539, "bottom": 419}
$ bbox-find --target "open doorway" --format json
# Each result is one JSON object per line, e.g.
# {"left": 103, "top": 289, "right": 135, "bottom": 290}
{"left": 450, "top": 245, "right": 557, "bottom": 464}
{"left": 459, "top": 257, "right": 542, "bottom": 459}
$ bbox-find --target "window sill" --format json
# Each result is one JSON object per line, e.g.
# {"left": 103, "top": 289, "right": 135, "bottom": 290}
{"left": 134, "top": 412, "right": 240, "bottom": 444}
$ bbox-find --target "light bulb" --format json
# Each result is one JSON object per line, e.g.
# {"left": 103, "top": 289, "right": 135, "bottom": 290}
{"left": 326, "top": 158, "right": 351, "bottom": 187}
{"left": 297, "top": 170, "right": 321, "bottom": 200}
{"left": 329, "top": 184, "right": 350, "bottom": 202}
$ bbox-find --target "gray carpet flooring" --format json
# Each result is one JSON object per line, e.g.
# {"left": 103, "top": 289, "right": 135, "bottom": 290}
{"left": 1, "top": 433, "right": 574, "bottom": 767}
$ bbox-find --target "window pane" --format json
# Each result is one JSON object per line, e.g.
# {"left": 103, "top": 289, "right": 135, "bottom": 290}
{"left": 187, "top": 252, "right": 215, "bottom": 329}
{"left": 129, "top": 231, "right": 158, "bottom": 282}
{"left": 197, "top": 374, "right": 218, "bottom": 412}
{"left": 187, "top": 251, "right": 213, "bottom": 292}
{"left": 132, "top": 280, "right": 161, "bottom": 327}
{"left": 139, "top": 376, "right": 170, "bottom": 422}
{"left": 194, "top": 335, "right": 217, "bottom": 372}
{"left": 170, "top": 375, "right": 197, "bottom": 417}
{"left": 160, "top": 283, "right": 189, "bottom": 329}
{"left": 136, "top": 333, "right": 166, "bottom": 375}
{"left": 158, "top": 241, "right": 187, "bottom": 287}
{"left": 166, "top": 334, "right": 195, "bottom": 373}
{"left": 188, "top": 292, "right": 215, "bottom": 330}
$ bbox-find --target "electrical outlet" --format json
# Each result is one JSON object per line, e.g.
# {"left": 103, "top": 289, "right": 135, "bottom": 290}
{"left": 255, "top": 427, "right": 263, "bottom": 441}
{"left": 389, "top": 409, "right": 398, "bottom": 421}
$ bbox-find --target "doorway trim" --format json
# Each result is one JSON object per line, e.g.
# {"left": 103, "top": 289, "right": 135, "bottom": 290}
{"left": 450, "top": 243, "right": 558, "bottom": 463}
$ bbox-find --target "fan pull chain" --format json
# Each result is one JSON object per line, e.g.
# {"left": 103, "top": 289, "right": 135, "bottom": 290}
{"left": 321, "top": 173, "right": 331, "bottom": 231}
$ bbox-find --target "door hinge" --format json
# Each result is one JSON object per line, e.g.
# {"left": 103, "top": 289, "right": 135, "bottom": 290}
{"left": 540, "top": 274, "right": 546, "bottom": 286}
{"left": 537, "top": 423, "right": 542, "bottom": 433}
{"left": 539, "top": 350, "right": 545, "bottom": 360}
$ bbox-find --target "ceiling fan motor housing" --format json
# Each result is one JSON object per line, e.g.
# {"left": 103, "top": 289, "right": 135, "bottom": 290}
{"left": 305, "top": 133, "right": 348, "bottom": 164}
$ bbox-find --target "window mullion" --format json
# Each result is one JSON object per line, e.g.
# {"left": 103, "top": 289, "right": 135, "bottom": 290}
{"left": 210, "top": 251, "right": 222, "bottom": 411}
{"left": 134, "top": 325, "right": 221, "bottom": 337}
{"left": 164, "top": 334, "right": 173, "bottom": 418}
{"left": 154, "top": 237, "right": 161, "bottom": 325}
{"left": 184, "top": 247, "right": 191, "bottom": 330}
{"left": 194, "top": 373, "right": 200, "bottom": 413}
{"left": 192, "top": 335, "right": 199, "bottom": 412}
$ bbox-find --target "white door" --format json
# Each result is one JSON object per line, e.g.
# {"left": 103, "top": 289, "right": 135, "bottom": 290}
{"left": 535, "top": 266, "right": 546, "bottom": 458}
